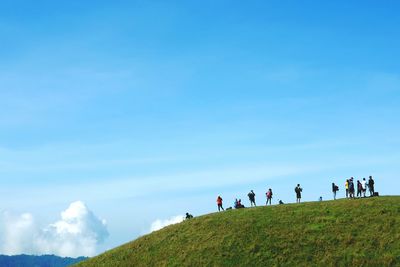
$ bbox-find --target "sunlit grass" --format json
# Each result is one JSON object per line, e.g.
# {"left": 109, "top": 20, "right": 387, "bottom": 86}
{"left": 77, "top": 196, "right": 400, "bottom": 267}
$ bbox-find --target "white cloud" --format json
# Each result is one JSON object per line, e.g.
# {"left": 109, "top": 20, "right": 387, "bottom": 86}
{"left": 0, "top": 201, "right": 108, "bottom": 257}
{"left": 0, "top": 212, "right": 38, "bottom": 255}
{"left": 149, "top": 215, "right": 184, "bottom": 233}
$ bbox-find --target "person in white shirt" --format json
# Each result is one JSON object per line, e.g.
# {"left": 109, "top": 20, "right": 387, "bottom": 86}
{"left": 361, "top": 178, "right": 367, "bottom": 198}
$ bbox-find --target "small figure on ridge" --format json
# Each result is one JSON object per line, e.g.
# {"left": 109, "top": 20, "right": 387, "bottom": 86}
{"left": 332, "top": 182, "right": 339, "bottom": 200}
{"left": 248, "top": 190, "right": 256, "bottom": 207}
{"left": 216, "top": 196, "right": 224, "bottom": 211}
{"left": 368, "top": 176, "right": 375, "bottom": 197}
{"left": 295, "top": 184, "right": 302, "bottom": 203}
{"left": 266, "top": 188, "right": 273, "bottom": 205}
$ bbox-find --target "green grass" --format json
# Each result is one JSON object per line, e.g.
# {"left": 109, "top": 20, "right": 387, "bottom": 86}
{"left": 77, "top": 196, "right": 400, "bottom": 267}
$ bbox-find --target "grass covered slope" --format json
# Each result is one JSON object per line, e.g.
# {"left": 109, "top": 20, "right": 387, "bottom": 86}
{"left": 78, "top": 196, "right": 400, "bottom": 267}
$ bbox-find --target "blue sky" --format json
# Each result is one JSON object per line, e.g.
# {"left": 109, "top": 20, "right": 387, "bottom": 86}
{"left": 1, "top": 0, "right": 399, "bottom": 255}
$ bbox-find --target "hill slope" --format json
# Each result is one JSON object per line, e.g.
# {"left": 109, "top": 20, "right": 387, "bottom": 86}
{"left": 77, "top": 196, "right": 400, "bottom": 267}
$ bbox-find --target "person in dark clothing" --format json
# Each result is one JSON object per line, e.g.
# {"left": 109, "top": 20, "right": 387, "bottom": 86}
{"left": 357, "top": 180, "right": 362, "bottom": 198}
{"left": 295, "top": 184, "right": 302, "bottom": 203}
{"left": 368, "top": 176, "right": 375, "bottom": 196}
{"left": 279, "top": 200, "right": 284, "bottom": 205}
{"left": 332, "top": 183, "right": 339, "bottom": 200}
{"left": 349, "top": 178, "right": 355, "bottom": 198}
{"left": 248, "top": 190, "right": 256, "bottom": 207}
{"left": 185, "top": 213, "right": 193, "bottom": 219}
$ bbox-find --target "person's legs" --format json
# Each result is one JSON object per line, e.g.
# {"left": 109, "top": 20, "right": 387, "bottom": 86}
{"left": 333, "top": 191, "right": 336, "bottom": 200}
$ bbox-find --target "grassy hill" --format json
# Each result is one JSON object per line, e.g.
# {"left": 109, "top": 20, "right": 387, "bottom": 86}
{"left": 77, "top": 196, "right": 400, "bottom": 267}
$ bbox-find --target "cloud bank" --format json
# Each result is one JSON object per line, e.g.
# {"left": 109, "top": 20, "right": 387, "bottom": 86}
{"left": 0, "top": 201, "right": 108, "bottom": 257}
{"left": 149, "top": 215, "right": 184, "bottom": 233}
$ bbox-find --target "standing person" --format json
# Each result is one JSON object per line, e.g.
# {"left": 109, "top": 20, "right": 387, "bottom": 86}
{"left": 349, "top": 178, "right": 355, "bottom": 198}
{"left": 216, "top": 196, "right": 224, "bottom": 211}
{"left": 332, "top": 183, "right": 339, "bottom": 200}
{"left": 266, "top": 188, "right": 273, "bottom": 205}
{"left": 368, "top": 176, "right": 375, "bottom": 196}
{"left": 248, "top": 190, "right": 256, "bottom": 207}
{"left": 361, "top": 178, "right": 367, "bottom": 198}
{"left": 357, "top": 180, "right": 362, "bottom": 198}
{"left": 295, "top": 184, "right": 302, "bottom": 203}
{"left": 345, "top": 179, "right": 349, "bottom": 198}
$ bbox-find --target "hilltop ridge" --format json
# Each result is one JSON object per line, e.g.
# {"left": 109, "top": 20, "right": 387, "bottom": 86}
{"left": 77, "top": 196, "right": 400, "bottom": 267}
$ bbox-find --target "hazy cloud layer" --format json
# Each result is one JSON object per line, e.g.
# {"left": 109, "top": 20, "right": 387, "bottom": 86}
{"left": 0, "top": 201, "right": 108, "bottom": 257}
{"left": 149, "top": 215, "right": 185, "bottom": 233}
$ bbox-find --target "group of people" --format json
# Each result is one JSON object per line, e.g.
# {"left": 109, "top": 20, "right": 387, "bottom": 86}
{"left": 216, "top": 176, "right": 377, "bottom": 211}
{"left": 332, "top": 176, "right": 375, "bottom": 200}
{"left": 216, "top": 187, "right": 278, "bottom": 211}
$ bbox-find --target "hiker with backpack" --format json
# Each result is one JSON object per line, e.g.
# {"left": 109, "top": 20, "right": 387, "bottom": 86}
{"left": 368, "top": 176, "right": 375, "bottom": 196}
{"left": 332, "top": 183, "right": 339, "bottom": 200}
{"left": 266, "top": 188, "right": 273, "bottom": 205}
{"left": 248, "top": 190, "right": 256, "bottom": 207}
{"left": 185, "top": 213, "right": 194, "bottom": 220}
{"left": 217, "top": 196, "right": 224, "bottom": 211}
{"left": 295, "top": 184, "right": 302, "bottom": 203}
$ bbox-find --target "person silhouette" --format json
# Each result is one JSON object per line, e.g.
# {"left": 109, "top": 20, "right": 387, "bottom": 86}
{"left": 295, "top": 184, "right": 302, "bottom": 203}
{"left": 216, "top": 196, "right": 224, "bottom": 211}
{"left": 248, "top": 190, "right": 256, "bottom": 207}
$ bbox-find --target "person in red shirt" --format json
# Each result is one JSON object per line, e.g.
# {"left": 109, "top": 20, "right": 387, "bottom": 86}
{"left": 266, "top": 188, "right": 273, "bottom": 205}
{"left": 216, "top": 196, "right": 224, "bottom": 211}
